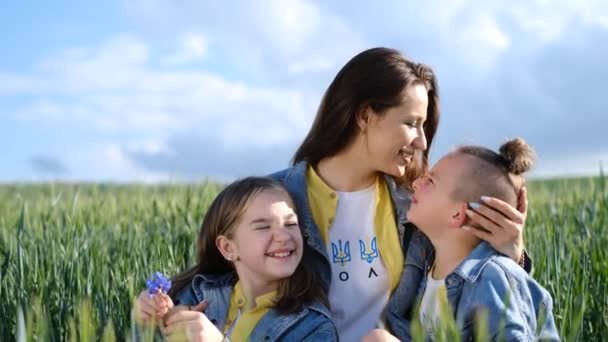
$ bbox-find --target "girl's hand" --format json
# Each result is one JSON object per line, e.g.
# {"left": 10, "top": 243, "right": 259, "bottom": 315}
{"left": 164, "top": 301, "right": 222, "bottom": 342}
{"left": 133, "top": 290, "right": 174, "bottom": 325}
{"left": 463, "top": 186, "right": 528, "bottom": 262}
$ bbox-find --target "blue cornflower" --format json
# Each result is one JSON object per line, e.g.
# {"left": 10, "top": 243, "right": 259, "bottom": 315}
{"left": 146, "top": 272, "right": 172, "bottom": 297}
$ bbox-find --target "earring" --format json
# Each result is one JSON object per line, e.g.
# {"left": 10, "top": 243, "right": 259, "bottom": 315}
{"left": 225, "top": 255, "right": 239, "bottom": 261}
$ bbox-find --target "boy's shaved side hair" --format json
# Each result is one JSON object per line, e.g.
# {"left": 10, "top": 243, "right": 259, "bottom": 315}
{"left": 450, "top": 138, "right": 535, "bottom": 207}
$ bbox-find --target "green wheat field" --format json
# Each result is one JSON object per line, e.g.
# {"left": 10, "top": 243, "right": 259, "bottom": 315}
{"left": 1, "top": 174, "right": 606, "bottom": 341}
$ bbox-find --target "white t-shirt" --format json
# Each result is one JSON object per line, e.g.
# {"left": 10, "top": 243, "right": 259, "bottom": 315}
{"left": 419, "top": 271, "right": 446, "bottom": 334}
{"left": 327, "top": 185, "right": 390, "bottom": 342}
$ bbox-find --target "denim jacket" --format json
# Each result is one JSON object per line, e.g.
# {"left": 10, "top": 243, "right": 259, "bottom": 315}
{"left": 171, "top": 272, "right": 338, "bottom": 342}
{"left": 386, "top": 231, "right": 560, "bottom": 341}
{"left": 269, "top": 161, "right": 414, "bottom": 294}
{"left": 269, "top": 162, "right": 532, "bottom": 332}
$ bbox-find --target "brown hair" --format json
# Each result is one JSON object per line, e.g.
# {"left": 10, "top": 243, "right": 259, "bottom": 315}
{"left": 452, "top": 138, "right": 535, "bottom": 206}
{"left": 168, "top": 177, "right": 327, "bottom": 314}
{"left": 292, "top": 47, "right": 440, "bottom": 187}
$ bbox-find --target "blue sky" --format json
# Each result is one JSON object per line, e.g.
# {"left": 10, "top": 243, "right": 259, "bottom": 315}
{"left": 1, "top": 0, "right": 607, "bottom": 182}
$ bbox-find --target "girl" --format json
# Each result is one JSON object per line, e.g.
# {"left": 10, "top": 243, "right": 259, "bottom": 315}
{"left": 269, "top": 47, "right": 531, "bottom": 341}
{"left": 133, "top": 177, "right": 337, "bottom": 341}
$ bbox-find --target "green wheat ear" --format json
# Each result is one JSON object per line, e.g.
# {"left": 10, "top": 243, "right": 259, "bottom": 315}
{"left": 473, "top": 308, "right": 489, "bottom": 342}
{"left": 1, "top": 175, "right": 605, "bottom": 340}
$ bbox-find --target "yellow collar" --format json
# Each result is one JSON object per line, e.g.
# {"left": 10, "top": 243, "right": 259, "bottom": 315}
{"left": 232, "top": 281, "right": 277, "bottom": 310}
{"left": 306, "top": 165, "right": 404, "bottom": 291}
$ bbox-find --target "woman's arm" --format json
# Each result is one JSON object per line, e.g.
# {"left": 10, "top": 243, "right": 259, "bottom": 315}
{"left": 362, "top": 329, "right": 401, "bottom": 342}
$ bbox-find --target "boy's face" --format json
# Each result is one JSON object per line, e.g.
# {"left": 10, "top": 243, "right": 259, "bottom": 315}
{"left": 407, "top": 153, "right": 468, "bottom": 235}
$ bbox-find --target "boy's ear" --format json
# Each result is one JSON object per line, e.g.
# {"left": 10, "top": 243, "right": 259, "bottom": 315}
{"left": 448, "top": 203, "right": 468, "bottom": 228}
{"left": 216, "top": 235, "right": 236, "bottom": 260}
{"left": 356, "top": 104, "right": 373, "bottom": 132}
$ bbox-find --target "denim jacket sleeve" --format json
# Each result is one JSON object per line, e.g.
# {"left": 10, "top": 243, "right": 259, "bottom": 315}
{"left": 386, "top": 229, "right": 433, "bottom": 340}
{"left": 464, "top": 260, "right": 560, "bottom": 342}
{"left": 298, "top": 320, "right": 339, "bottom": 342}
{"left": 536, "top": 296, "right": 560, "bottom": 341}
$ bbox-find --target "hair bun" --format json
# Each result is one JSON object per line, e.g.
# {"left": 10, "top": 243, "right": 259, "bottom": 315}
{"left": 499, "top": 138, "right": 535, "bottom": 175}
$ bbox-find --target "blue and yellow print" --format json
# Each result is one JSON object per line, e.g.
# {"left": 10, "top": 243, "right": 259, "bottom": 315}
{"left": 331, "top": 240, "right": 351, "bottom": 266}
{"left": 359, "top": 236, "right": 379, "bottom": 264}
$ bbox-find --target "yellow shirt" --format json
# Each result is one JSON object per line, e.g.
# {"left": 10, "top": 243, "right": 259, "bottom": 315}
{"left": 224, "top": 281, "right": 277, "bottom": 342}
{"left": 306, "top": 166, "right": 404, "bottom": 291}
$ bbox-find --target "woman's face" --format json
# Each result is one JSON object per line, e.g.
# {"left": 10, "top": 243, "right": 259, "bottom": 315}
{"left": 364, "top": 83, "right": 429, "bottom": 178}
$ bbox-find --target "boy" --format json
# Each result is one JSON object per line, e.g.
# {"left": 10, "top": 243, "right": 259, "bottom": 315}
{"left": 382, "top": 138, "right": 560, "bottom": 341}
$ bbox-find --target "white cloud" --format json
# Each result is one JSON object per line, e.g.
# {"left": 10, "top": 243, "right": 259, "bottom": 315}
{"left": 287, "top": 57, "right": 333, "bottom": 74}
{"left": 126, "top": 139, "right": 173, "bottom": 155}
{"left": 162, "top": 33, "right": 208, "bottom": 66}
{"left": 3, "top": 0, "right": 607, "bottom": 181}
{"left": 0, "top": 72, "right": 44, "bottom": 95}
{"left": 124, "top": 0, "right": 323, "bottom": 55}
{"left": 15, "top": 102, "right": 66, "bottom": 120}
{"left": 8, "top": 31, "right": 314, "bottom": 143}
{"left": 393, "top": 0, "right": 608, "bottom": 71}
{"left": 87, "top": 143, "right": 172, "bottom": 183}
{"left": 507, "top": 0, "right": 608, "bottom": 43}
{"left": 0, "top": 34, "right": 150, "bottom": 96}
{"left": 36, "top": 34, "right": 149, "bottom": 93}
{"left": 532, "top": 152, "right": 608, "bottom": 178}
{"left": 461, "top": 15, "right": 510, "bottom": 51}
{"left": 122, "top": 0, "right": 366, "bottom": 83}
{"left": 455, "top": 14, "right": 511, "bottom": 71}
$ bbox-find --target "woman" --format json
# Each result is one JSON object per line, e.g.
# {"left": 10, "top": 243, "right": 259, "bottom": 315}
{"left": 269, "top": 47, "right": 529, "bottom": 341}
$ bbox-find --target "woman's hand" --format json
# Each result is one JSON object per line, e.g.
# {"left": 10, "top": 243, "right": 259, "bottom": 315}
{"left": 463, "top": 187, "right": 528, "bottom": 262}
{"left": 164, "top": 301, "right": 222, "bottom": 342}
{"left": 133, "top": 290, "right": 174, "bottom": 325}
{"left": 362, "top": 329, "right": 401, "bottom": 342}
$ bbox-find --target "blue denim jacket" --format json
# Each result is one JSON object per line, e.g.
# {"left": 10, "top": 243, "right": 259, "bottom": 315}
{"left": 386, "top": 231, "right": 560, "bottom": 341}
{"left": 269, "top": 162, "right": 532, "bottom": 333}
{"left": 171, "top": 272, "right": 338, "bottom": 342}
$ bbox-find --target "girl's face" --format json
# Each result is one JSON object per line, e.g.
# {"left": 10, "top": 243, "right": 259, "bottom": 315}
{"left": 217, "top": 189, "right": 303, "bottom": 291}
{"left": 364, "top": 84, "right": 429, "bottom": 178}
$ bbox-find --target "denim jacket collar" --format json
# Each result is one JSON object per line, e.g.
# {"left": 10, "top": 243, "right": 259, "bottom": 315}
{"left": 382, "top": 172, "right": 412, "bottom": 229}
{"left": 248, "top": 301, "right": 332, "bottom": 341}
{"left": 451, "top": 241, "right": 499, "bottom": 283}
{"left": 192, "top": 272, "right": 236, "bottom": 296}
{"left": 191, "top": 272, "right": 237, "bottom": 329}
{"left": 280, "top": 162, "right": 329, "bottom": 262}
{"left": 188, "top": 271, "right": 333, "bottom": 342}
{"left": 421, "top": 241, "right": 499, "bottom": 288}
{"left": 281, "top": 161, "right": 410, "bottom": 251}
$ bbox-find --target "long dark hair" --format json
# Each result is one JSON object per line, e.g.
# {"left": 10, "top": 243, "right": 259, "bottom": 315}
{"left": 168, "top": 177, "right": 327, "bottom": 314}
{"left": 292, "top": 47, "right": 440, "bottom": 187}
